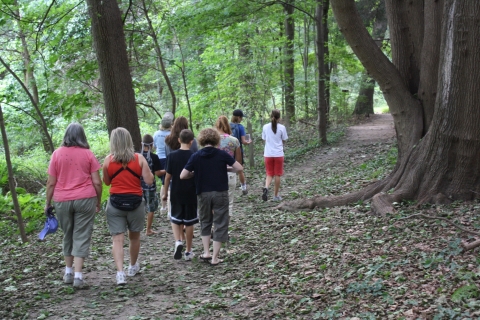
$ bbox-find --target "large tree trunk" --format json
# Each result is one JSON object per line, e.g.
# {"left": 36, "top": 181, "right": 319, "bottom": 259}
{"left": 86, "top": 0, "right": 142, "bottom": 151}
{"left": 278, "top": 0, "right": 480, "bottom": 215}
{"left": 283, "top": 0, "right": 295, "bottom": 127}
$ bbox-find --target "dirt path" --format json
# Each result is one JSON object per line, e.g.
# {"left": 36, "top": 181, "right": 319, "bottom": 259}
{"left": 3, "top": 114, "right": 397, "bottom": 319}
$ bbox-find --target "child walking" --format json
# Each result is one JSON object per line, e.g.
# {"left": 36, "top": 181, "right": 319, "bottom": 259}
{"left": 180, "top": 128, "right": 243, "bottom": 266}
{"left": 163, "top": 129, "right": 198, "bottom": 260}
{"left": 262, "top": 109, "right": 288, "bottom": 201}
{"left": 141, "top": 134, "right": 165, "bottom": 236}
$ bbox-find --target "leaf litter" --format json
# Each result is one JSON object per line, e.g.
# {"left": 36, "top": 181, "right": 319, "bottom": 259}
{"left": 1, "top": 114, "right": 479, "bottom": 319}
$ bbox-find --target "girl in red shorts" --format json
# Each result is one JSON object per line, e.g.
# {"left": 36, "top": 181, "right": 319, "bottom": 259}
{"left": 261, "top": 109, "right": 288, "bottom": 201}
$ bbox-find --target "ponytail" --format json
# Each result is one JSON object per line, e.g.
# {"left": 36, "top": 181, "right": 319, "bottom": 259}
{"left": 270, "top": 109, "right": 281, "bottom": 134}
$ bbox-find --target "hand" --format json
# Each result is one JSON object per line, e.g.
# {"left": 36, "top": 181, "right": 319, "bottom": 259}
{"left": 44, "top": 205, "right": 54, "bottom": 216}
{"left": 162, "top": 195, "right": 168, "bottom": 202}
{"left": 96, "top": 202, "right": 101, "bottom": 213}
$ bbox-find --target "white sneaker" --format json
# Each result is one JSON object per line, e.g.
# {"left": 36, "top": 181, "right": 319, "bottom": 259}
{"left": 184, "top": 252, "right": 195, "bottom": 261}
{"left": 116, "top": 272, "right": 127, "bottom": 285}
{"left": 63, "top": 273, "right": 74, "bottom": 284}
{"left": 73, "top": 278, "right": 85, "bottom": 288}
{"left": 174, "top": 241, "right": 183, "bottom": 260}
{"left": 127, "top": 263, "right": 140, "bottom": 277}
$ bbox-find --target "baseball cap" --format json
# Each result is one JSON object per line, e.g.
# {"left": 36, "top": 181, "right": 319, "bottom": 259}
{"left": 233, "top": 109, "right": 245, "bottom": 117}
{"left": 38, "top": 207, "right": 58, "bottom": 240}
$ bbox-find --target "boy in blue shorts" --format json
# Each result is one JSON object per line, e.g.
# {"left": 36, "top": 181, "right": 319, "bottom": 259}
{"left": 163, "top": 129, "right": 198, "bottom": 260}
{"left": 141, "top": 134, "right": 165, "bottom": 236}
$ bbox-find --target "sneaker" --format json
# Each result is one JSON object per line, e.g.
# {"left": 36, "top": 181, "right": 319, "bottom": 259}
{"left": 273, "top": 196, "right": 283, "bottom": 201}
{"left": 262, "top": 188, "right": 268, "bottom": 201}
{"left": 174, "top": 241, "right": 184, "bottom": 260}
{"left": 127, "top": 263, "right": 140, "bottom": 277}
{"left": 73, "top": 278, "right": 84, "bottom": 288}
{"left": 116, "top": 272, "right": 127, "bottom": 285}
{"left": 184, "top": 252, "right": 195, "bottom": 261}
{"left": 63, "top": 273, "right": 74, "bottom": 284}
{"left": 242, "top": 188, "right": 248, "bottom": 196}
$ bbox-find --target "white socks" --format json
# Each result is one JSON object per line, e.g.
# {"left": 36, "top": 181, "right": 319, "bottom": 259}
{"left": 241, "top": 184, "right": 247, "bottom": 190}
{"left": 65, "top": 267, "right": 73, "bottom": 274}
{"left": 74, "top": 272, "right": 82, "bottom": 280}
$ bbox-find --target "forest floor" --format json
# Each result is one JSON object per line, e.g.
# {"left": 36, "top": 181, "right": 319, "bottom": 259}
{"left": 2, "top": 114, "right": 480, "bottom": 319}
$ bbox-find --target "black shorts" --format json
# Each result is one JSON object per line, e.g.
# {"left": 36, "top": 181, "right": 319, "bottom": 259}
{"left": 170, "top": 202, "right": 199, "bottom": 226}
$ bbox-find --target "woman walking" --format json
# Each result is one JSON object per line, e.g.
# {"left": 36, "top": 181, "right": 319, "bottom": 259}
{"left": 103, "top": 127, "right": 154, "bottom": 285}
{"left": 262, "top": 109, "right": 288, "bottom": 201}
{"left": 45, "top": 123, "right": 102, "bottom": 288}
{"left": 215, "top": 115, "right": 242, "bottom": 216}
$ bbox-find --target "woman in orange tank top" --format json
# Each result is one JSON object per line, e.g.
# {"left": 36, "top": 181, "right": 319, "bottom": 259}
{"left": 102, "top": 127, "right": 153, "bottom": 285}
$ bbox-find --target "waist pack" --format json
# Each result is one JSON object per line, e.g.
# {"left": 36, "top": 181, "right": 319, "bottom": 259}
{"left": 110, "top": 194, "right": 143, "bottom": 211}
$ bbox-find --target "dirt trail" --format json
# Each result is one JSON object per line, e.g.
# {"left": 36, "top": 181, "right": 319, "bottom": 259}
{"left": 4, "top": 114, "right": 397, "bottom": 319}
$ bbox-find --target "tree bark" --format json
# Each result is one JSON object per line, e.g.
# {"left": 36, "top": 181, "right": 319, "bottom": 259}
{"left": 283, "top": 0, "right": 295, "bottom": 127}
{"left": 278, "top": 1, "right": 480, "bottom": 215}
{"left": 315, "top": 0, "right": 328, "bottom": 144}
{"left": 0, "top": 104, "right": 28, "bottom": 243}
{"left": 86, "top": 0, "right": 142, "bottom": 151}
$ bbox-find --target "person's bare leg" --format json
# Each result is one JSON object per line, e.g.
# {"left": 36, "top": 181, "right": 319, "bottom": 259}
{"left": 65, "top": 256, "right": 73, "bottom": 268}
{"left": 212, "top": 241, "right": 223, "bottom": 264}
{"left": 128, "top": 231, "right": 141, "bottom": 266}
{"left": 265, "top": 175, "right": 273, "bottom": 188}
{"left": 112, "top": 233, "right": 125, "bottom": 271}
{"left": 73, "top": 257, "right": 84, "bottom": 273}
{"left": 160, "top": 186, "right": 167, "bottom": 210}
{"left": 201, "top": 235, "right": 211, "bottom": 258}
{"left": 171, "top": 223, "right": 182, "bottom": 241}
{"left": 185, "top": 226, "right": 194, "bottom": 252}
{"left": 238, "top": 170, "right": 246, "bottom": 185}
{"left": 146, "top": 211, "right": 156, "bottom": 235}
{"left": 274, "top": 176, "right": 281, "bottom": 197}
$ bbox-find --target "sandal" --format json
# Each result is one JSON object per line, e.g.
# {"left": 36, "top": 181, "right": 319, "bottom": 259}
{"left": 209, "top": 259, "right": 224, "bottom": 266}
{"left": 199, "top": 254, "right": 212, "bottom": 261}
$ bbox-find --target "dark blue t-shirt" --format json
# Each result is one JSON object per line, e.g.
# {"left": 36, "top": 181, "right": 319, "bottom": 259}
{"left": 184, "top": 147, "right": 235, "bottom": 194}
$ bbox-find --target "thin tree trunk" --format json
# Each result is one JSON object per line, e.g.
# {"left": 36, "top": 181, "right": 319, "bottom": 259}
{"left": 141, "top": 0, "right": 177, "bottom": 114}
{"left": 283, "top": 0, "right": 295, "bottom": 127}
{"left": 323, "top": 1, "right": 331, "bottom": 117}
{"left": 316, "top": 0, "right": 327, "bottom": 144}
{"left": 0, "top": 104, "right": 28, "bottom": 243}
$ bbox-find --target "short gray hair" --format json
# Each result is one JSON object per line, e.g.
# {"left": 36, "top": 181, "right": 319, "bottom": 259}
{"left": 61, "top": 123, "right": 90, "bottom": 148}
{"left": 109, "top": 127, "right": 135, "bottom": 165}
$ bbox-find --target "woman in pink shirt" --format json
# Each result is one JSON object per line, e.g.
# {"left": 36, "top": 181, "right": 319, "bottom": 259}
{"left": 45, "top": 123, "right": 102, "bottom": 288}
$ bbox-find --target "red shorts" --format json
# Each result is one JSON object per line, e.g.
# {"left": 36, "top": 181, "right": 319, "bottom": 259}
{"left": 264, "top": 157, "right": 284, "bottom": 176}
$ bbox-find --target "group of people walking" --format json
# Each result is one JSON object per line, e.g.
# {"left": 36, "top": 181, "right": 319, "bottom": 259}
{"left": 45, "top": 109, "right": 287, "bottom": 287}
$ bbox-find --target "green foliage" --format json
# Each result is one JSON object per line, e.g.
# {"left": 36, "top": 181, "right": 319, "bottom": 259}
{"left": 451, "top": 285, "right": 479, "bottom": 303}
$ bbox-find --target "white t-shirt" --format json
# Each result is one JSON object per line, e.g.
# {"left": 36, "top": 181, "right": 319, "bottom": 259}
{"left": 262, "top": 123, "right": 288, "bottom": 157}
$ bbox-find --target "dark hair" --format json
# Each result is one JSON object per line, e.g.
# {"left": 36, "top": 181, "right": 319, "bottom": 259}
{"left": 61, "top": 123, "right": 90, "bottom": 148}
{"left": 165, "top": 116, "right": 189, "bottom": 150}
{"left": 215, "top": 116, "right": 232, "bottom": 135}
{"left": 231, "top": 115, "right": 241, "bottom": 124}
{"left": 142, "top": 134, "right": 153, "bottom": 144}
{"left": 198, "top": 128, "right": 220, "bottom": 147}
{"left": 179, "top": 129, "right": 194, "bottom": 144}
{"left": 270, "top": 109, "right": 280, "bottom": 134}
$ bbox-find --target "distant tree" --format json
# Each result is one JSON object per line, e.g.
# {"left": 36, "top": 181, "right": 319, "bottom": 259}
{"left": 86, "top": 0, "right": 141, "bottom": 150}
{"left": 279, "top": 0, "right": 480, "bottom": 215}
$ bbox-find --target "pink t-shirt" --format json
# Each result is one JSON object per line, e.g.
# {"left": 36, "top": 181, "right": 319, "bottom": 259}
{"left": 47, "top": 146, "right": 101, "bottom": 202}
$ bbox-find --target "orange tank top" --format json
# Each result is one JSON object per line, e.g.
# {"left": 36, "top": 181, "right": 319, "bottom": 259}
{"left": 107, "top": 154, "right": 143, "bottom": 196}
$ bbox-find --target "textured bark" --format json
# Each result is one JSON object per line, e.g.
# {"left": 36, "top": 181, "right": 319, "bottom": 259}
{"left": 283, "top": 0, "right": 295, "bottom": 127}
{"left": 315, "top": 0, "right": 328, "bottom": 144}
{"left": 279, "top": 1, "right": 480, "bottom": 215}
{"left": 86, "top": 0, "right": 141, "bottom": 150}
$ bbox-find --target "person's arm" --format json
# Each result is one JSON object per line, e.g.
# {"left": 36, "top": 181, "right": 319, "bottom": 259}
{"left": 91, "top": 171, "right": 103, "bottom": 212}
{"left": 45, "top": 175, "right": 56, "bottom": 210}
{"left": 139, "top": 154, "right": 154, "bottom": 185}
{"left": 102, "top": 156, "right": 112, "bottom": 186}
{"left": 162, "top": 173, "right": 172, "bottom": 201}
{"left": 155, "top": 169, "right": 166, "bottom": 177}
{"left": 234, "top": 146, "right": 242, "bottom": 163}
{"left": 227, "top": 161, "right": 243, "bottom": 173}
{"left": 241, "top": 135, "right": 251, "bottom": 145}
{"left": 180, "top": 169, "right": 194, "bottom": 179}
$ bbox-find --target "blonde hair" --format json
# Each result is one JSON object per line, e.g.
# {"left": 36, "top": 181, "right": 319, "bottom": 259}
{"left": 109, "top": 127, "right": 135, "bottom": 165}
{"left": 215, "top": 116, "right": 232, "bottom": 135}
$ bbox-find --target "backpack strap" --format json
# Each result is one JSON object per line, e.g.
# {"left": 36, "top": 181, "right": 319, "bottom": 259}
{"left": 110, "top": 154, "right": 141, "bottom": 181}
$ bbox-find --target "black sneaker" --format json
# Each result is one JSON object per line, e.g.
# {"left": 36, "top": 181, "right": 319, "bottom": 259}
{"left": 262, "top": 188, "right": 268, "bottom": 201}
